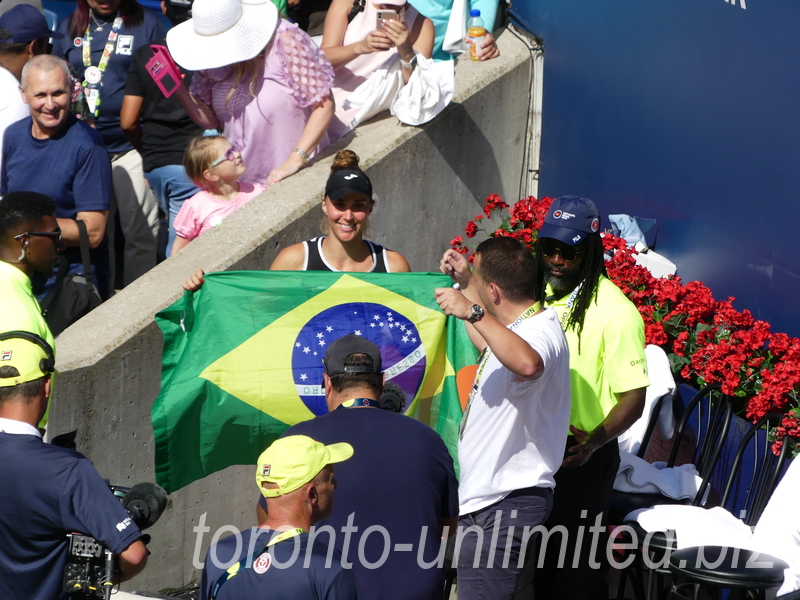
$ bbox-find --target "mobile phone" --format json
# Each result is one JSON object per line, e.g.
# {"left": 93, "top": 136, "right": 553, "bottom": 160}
{"left": 145, "top": 45, "right": 183, "bottom": 98}
{"left": 376, "top": 9, "right": 398, "bottom": 30}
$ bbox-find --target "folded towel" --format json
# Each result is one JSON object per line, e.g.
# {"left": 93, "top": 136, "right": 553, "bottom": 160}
{"left": 614, "top": 452, "right": 701, "bottom": 501}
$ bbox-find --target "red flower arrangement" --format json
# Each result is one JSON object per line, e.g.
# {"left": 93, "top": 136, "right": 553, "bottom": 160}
{"left": 452, "top": 195, "right": 800, "bottom": 455}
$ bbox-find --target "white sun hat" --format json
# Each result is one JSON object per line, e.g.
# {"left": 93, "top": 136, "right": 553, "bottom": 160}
{"left": 166, "top": 0, "right": 279, "bottom": 71}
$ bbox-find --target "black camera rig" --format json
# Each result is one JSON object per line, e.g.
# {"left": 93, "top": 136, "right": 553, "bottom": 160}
{"left": 64, "top": 482, "right": 168, "bottom": 599}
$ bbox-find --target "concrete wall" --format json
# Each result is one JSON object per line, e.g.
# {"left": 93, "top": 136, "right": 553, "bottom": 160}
{"left": 48, "top": 30, "right": 533, "bottom": 592}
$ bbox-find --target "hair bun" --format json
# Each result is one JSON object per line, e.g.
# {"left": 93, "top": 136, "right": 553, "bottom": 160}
{"left": 330, "top": 150, "right": 360, "bottom": 174}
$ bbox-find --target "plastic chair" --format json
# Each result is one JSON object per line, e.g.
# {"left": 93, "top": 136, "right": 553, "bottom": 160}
{"left": 613, "top": 384, "right": 734, "bottom": 600}
{"left": 666, "top": 413, "right": 792, "bottom": 600}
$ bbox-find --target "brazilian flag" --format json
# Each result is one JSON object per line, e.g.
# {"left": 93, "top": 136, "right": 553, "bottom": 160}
{"left": 153, "top": 271, "right": 477, "bottom": 493}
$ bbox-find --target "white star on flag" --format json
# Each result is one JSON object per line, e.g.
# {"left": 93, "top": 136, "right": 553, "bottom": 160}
{"left": 354, "top": 330, "right": 362, "bottom": 335}
{"left": 374, "top": 315, "right": 380, "bottom": 320}
{"left": 300, "top": 373, "right": 308, "bottom": 381}
{"left": 319, "top": 340, "right": 326, "bottom": 346}
{"left": 412, "top": 337, "right": 417, "bottom": 343}
{"left": 370, "top": 323, "right": 376, "bottom": 328}
{"left": 326, "top": 326, "right": 333, "bottom": 332}
{"left": 402, "top": 335, "right": 409, "bottom": 342}
{"left": 295, "top": 342, "right": 301, "bottom": 347}
{"left": 316, "top": 332, "right": 324, "bottom": 339}
{"left": 303, "top": 347, "right": 311, "bottom": 353}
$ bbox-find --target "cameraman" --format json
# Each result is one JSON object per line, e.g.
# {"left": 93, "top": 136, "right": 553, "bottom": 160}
{"left": 0, "top": 331, "right": 147, "bottom": 599}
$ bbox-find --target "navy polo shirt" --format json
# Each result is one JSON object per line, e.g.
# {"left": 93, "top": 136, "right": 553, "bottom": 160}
{"left": 201, "top": 528, "right": 359, "bottom": 600}
{"left": 271, "top": 408, "right": 460, "bottom": 600}
{"left": 0, "top": 432, "right": 142, "bottom": 600}
{"left": 53, "top": 11, "right": 166, "bottom": 153}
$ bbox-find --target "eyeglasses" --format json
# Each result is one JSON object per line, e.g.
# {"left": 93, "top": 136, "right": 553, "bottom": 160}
{"left": 211, "top": 142, "right": 241, "bottom": 167}
{"left": 540, "top": 239, "right": 581, "bottom": 262}
{"left": 14, "top": 228, "right": 62, "bottom": 244}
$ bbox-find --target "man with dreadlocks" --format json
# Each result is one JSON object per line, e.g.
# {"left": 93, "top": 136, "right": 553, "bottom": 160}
{"left": 534, "top": 196, "right": 650, "bottom": 600}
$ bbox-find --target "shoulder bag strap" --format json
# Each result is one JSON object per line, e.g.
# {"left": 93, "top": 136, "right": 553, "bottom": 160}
{"left": 76, "top": 220, "right": 94, "bottom": 279}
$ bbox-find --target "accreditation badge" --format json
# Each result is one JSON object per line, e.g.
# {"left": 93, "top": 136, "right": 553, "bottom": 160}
{"left": 84, "top": 66, "right": 102, "bottom": 85}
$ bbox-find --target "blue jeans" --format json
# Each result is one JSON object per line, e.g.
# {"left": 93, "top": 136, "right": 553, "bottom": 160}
{"left": 144, "top": 165, "right": 199, "bottom": 257}
{"left": 456, "top": 487, "right": 553, "bottom": 600}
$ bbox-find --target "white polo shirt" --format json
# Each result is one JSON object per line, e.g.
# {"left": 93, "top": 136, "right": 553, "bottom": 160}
{"left": 458, "top": 307, "right": 571, "bottom": 515}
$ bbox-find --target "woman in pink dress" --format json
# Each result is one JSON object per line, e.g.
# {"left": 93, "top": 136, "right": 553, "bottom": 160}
{"left": 167, "top": 0, "right": 335, "bottom": 187}
{"left": 321, "top": 0, "right": 435, "bottom": 141}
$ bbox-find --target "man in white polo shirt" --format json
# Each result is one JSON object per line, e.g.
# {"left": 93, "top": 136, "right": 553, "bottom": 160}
{"left": 436, "top": 236, "right": 571, "bottom": 600}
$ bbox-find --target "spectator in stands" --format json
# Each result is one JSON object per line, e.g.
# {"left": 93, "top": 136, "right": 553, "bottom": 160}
{"left": 182, "top": 150, "right": 411, "bottom": 290}
{"left": 53, "top": 0, "right": 166, "bottom": 287}
{"left": 170, "top": 136, "right": 264, "bottom": 253}
{"left": 120, "top": 0, "right": 202, "bottom": 258}
{"left": 167, "top": 0, "right": 335, "bottom": 188}
{"left": 257, "top": 334, "right": 459, "bottom": 599}
{"left": 0, "top": 192, "right": 60, "bottom": 353}
{"left": 1, "top": 55, "right": 112, "bottom": 298}
{"left": 200, "top": 435, "right": 359, "bottom": 600}
{"left": 321, "top": 0, "right": 435, "bottom": 141}
{"left": 411, "top": 0, "right": 500, "bottom": 62}
{"left": 0, "top": 4, "right": 61, "bottom": 174}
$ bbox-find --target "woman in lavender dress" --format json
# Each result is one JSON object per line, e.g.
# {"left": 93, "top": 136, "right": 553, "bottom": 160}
{"left": 168, "top": 0, "right": 334, "bottom": 188}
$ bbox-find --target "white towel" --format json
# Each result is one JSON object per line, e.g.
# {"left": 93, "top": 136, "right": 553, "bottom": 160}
{"left": 752, "top": 458, "right": 800, "bottom": 595}
{"left": 614, "top": 452, "right": 702, "bottom": 501}
{"left": 617, "top": 345, "right": 676, "bottom": 455}
{"left": 626, "top": 505, "right": 754, "bottom": 551}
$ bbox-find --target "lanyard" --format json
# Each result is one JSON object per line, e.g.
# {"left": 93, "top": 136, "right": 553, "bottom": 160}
{"left": 210, "top": 528, "right": 306, "bottom": 599}
{"left": 546, "top": 281, "right": 583, "bottom": 328}
{"left": 82, "top": 14, "right": 123, "bottom": 117}
{"left": 337, "top": 397, "right": 380, "bottom": 409}
{"left": 458, "top": 302, "right": 541, "bottom": 439}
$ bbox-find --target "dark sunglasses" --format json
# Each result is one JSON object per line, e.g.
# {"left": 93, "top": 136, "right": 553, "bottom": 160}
{"left": 540, "top": 239, "right": 581, "bottom": 262}
{"left": 211, "top": 142, "right": 241, "bottom": 167}
{"left": 14, "top": 228, "right": 62, "bottom": 244}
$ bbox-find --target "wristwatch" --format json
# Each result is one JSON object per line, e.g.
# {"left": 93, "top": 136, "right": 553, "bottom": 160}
{"left": 466, "top": 304, "right": 485, "bottom": 324}
{"left": 400, "top": 54, "right": 417, "bottom": 69}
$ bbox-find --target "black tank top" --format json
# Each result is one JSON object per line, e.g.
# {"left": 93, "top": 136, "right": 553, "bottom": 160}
{"left": 302, "top": 237, "right": 391, "bottom": 272}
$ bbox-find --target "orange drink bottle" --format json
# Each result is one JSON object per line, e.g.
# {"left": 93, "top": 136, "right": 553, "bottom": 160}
{"left": 468, "top": 10, "right": 486, "bottom": 61}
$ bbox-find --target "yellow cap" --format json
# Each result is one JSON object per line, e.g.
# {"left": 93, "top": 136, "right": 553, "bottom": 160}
{"left": 0, "top": 336, "right": 52, "bottom": 387}
{"left": 256, "top": 435, "right": 353, "bottom": 498}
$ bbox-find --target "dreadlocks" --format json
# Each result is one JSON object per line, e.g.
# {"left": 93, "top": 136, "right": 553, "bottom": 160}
{"left": 535, "top": 233, "right": 607, "bottom": 340}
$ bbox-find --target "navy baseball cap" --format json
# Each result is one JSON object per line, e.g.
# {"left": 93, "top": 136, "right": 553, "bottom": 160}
{"left": 537, "top": 196, "right": 601, "bottom": 246}
{"left": 0, "top": 4, "right": 64, "bottom": 43}
{"left": 325, "top": 169, "right": 373, "bottom": 202}
{"left": 323, "top": 334, "right": 382, "bottom": 376}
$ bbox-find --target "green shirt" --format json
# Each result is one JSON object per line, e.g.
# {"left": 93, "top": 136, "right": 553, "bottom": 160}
{"left": 545, "top": 276, "right": 650, "bottom": 433}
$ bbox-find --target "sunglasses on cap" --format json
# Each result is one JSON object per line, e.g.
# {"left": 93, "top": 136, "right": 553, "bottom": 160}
{"left": 211, "top": 142, "right": 241, "bottom": 167}
{"left": 540, "top": 239, "right": 581, "bottom": 262}
{"left": 14, "top": 228, "right": 62, "bottom": 244}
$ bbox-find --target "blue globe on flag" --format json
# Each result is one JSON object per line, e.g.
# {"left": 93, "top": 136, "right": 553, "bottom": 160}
{"left": 291, "top": 302, "right": 426, "bottom": 415}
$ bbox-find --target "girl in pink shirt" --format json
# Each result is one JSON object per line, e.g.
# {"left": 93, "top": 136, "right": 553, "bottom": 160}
{"left": 171, "top": 136, "right": 265, "bottom": 253}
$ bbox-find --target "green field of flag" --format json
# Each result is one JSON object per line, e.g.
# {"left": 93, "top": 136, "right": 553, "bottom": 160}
{"left": 153, "top": 271, "right": 477, "bottom": 493}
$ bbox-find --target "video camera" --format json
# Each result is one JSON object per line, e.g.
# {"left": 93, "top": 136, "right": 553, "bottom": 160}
{"left": 63, "top": 481, "right": 168, "bottom": 599}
